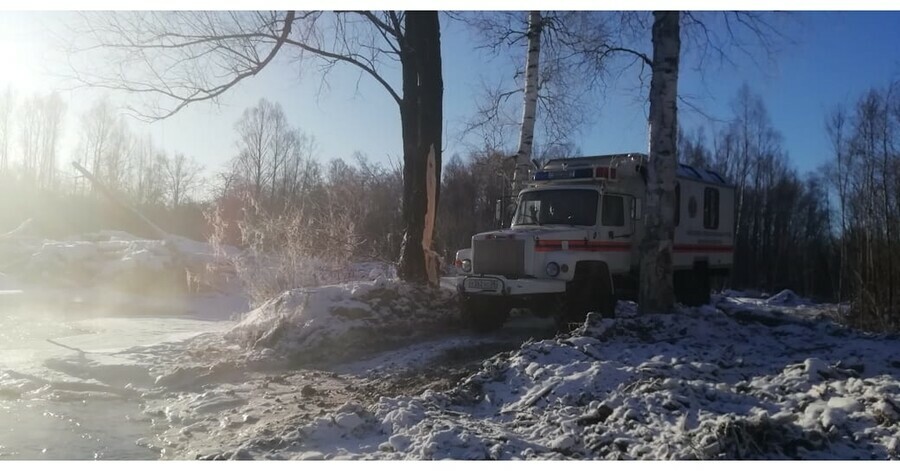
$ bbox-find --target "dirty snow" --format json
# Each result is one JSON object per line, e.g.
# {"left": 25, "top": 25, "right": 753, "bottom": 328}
{"left": 170, "top": 294, "right": 899, "bottom": 460}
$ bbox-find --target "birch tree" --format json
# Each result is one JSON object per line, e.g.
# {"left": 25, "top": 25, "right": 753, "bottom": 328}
{"left": 638, "top": 11, "right": 680, "bottom": 313}
{"left": 584, "top": 12, "right": 784, "bottom": 313}
{"left": 454, "top": 11, "right": 613, "bottom": 172}
{"left": 512, "top": 11, "right": 542, "bottom": 191}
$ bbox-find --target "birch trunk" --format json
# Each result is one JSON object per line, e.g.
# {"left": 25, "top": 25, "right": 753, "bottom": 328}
{"left": 639, "top": 11, "right": 680, "bottom": 314}
{"left": 512, "top": 11, "right": 542, "bottom": 193}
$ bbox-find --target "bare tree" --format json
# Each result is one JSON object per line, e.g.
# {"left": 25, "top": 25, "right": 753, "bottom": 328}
{"left": 38, "top": 93, "right": 66, "bottom": 190}
{"left": 160, "top": 152, "right": 203, "bottom": 207}
{"left": 129, "top": 134, "right": 166, "bottom": 205}
{"left": 233, "top": 98, "right": 276, "bottom": 200}
{"left": 230, "top": 98, "right": 312, "bottom": 209}
{"left": 0, "top": 86, "right": 13, "bottom": 172}
{"left": 17, "top": 92, "right": 66, "bottom": 189}
{"left": 68, "top": 10, "right": 444, "bottom": 284}
{"left": 824, "top": 105, "right": 849, "bottom": 302}
{"left": 76, "top": 97, "right": 123, "bottom": 191}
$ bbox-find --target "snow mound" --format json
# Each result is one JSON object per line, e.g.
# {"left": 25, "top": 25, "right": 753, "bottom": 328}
{"left": 225, "top": 279, "right": 460, "bottom": 365}
{"left": 767, "top": 289, "right": 811, "bottom": 306}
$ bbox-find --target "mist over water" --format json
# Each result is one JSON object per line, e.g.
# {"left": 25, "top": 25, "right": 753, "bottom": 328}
{"left": 0, "top": 296, "right": 231, "bottom": 459}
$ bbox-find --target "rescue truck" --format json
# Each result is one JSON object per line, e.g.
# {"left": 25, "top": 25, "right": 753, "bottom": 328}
{"left": 455, "top": 153, "right": 734, "bottom": 331}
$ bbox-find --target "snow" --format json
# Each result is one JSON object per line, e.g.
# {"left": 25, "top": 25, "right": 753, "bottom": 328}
{"left": 0, "top": 230, "right": 237, "bottom": 292}
{"left": 193, "top": 293, "right": 899, "bottom": 460}
{"left": 766, "top": 289, "right": 812, "bottom": 306}
{"left": 225, "top": 278, "right": 460, "bottom": 365}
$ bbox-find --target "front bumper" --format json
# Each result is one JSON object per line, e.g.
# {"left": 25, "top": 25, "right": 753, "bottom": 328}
{"left": 457, "top": 275, "right": 567, "bottom": 296}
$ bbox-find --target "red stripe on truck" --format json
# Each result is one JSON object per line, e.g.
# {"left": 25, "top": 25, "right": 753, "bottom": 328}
{"left": 533, "top": 240, "right": 733, "bottom": 253}
{"left": 534, "top": 240, "right": 630, "bottom": 252}
{"left": 673, "top": 244, "right": 733, "bottom": 253}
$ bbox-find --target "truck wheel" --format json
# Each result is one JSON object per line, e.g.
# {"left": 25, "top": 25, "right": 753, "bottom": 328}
{"left": 462, "top": 296, "right": 509, "bottom": 332}
{"left": 555, "top": 280, "right": 587, "bottom": 331}
{"left": 675, "top": 265, "right": 711, "bottom": 307}
{"left": 694, "top": 263, "right": 711, "bottom": 306}
{"left": 557, "top": 266, "right": 616, "bottom": 331}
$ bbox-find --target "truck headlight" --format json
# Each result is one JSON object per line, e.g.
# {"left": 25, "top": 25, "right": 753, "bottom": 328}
{"left": 461, "top": 259, "right": 472, "bottom": 273}
{"left": 546, "top": 262, "right": 560, "bottom": 277}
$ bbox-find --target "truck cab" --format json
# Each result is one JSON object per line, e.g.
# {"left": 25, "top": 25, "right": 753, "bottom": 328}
{"left": 456, "top": 153, "right": 734, "bottom": 331}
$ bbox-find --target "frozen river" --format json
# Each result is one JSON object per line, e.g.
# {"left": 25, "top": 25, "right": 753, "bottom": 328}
{"left": 0, "top": 290, "right": 244, "bottom": 459}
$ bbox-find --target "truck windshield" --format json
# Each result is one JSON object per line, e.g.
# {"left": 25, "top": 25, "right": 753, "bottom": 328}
{"left": 513, "top": 189, "right": 599, "bottom": 226}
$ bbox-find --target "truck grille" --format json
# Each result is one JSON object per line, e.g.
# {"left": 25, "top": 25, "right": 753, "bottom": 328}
{"left": 472, "top": 239, "right": 525, "bottom": 277}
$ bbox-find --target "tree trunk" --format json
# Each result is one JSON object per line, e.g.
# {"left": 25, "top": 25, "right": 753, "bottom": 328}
{"left": 512, "top": 11, "right": 542, "bottom": 194}
{"left": 397, "top": 11, "right": 443, "bottom": 285}
{"left": 639, "top": 11, "right": 680, "bottom": 314}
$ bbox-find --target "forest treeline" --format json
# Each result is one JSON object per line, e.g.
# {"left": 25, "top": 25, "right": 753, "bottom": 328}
{"left": 1, "top": 82, "right": 898, "bottom": 329}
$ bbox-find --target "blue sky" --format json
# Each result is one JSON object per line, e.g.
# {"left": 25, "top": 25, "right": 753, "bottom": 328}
{"left": 2, "top": 11, "right": 900, "bottom": 178}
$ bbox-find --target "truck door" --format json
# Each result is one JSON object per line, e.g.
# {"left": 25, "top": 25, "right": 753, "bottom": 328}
{"left": 599, "top": 193, "right": 629, "bottom": 242}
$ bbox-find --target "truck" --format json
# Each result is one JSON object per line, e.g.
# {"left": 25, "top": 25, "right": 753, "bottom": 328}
{"left": 455, "top": 153, "right": 734, "bottom": 331}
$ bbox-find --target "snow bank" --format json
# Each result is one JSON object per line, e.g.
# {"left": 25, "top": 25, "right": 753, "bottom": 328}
{"left": 280, "top": 298, "right": 900, "bottom": 459}
{"left": 225, "top": 279, "right": 460, "bottom": 365}
{"left": 0, "top": 231, "right": 236, "bottom": 291}
{"left": 766, "top": 289, "right": 812, "bottom": 306}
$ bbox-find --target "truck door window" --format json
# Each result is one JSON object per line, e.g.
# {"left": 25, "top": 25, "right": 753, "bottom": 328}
{"left": 703, "top": 187, "right": 720, "bottom": 229}
{"left": 602, "top": 195, "right": 625, "bottom": 227}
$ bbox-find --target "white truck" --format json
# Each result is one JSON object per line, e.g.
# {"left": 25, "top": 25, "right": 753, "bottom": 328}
{"left": 455, "top": 153, "right": 734, "bottom": 331}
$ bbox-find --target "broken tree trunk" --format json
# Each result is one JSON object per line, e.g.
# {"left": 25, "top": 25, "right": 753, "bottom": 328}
{"left": 397, "top": 11, "right": 444, "bottom": 286}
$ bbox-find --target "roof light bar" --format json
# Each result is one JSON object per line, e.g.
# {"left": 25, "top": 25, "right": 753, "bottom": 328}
{"left": 532, "top": 166, "right": 617, "bottom": 182}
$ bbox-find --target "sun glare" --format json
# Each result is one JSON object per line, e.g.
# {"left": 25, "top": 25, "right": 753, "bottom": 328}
{"left": 0, "top": 38, "right": 40, "bottom": 91}
{"left": 0, "top": 12, "right": 45, "bottom": 92}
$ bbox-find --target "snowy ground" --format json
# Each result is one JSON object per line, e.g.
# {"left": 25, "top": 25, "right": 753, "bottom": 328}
{"left": 125, "top": 291, "right": 897, "bottom": 460}
{"left": 2, "top": 232, "right": 899, "bottom": 460}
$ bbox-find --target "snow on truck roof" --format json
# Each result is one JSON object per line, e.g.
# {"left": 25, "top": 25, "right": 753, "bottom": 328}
{"left": 541, "top": 153, "right": 732, "bottom": 188}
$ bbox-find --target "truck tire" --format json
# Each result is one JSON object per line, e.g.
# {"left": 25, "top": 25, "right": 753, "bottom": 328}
{"left": 694, "top": 262, "right": 711, "bottom": 306}
{"left": 675, "top": 264, "right": 711, "bottom": 307}
{"left": 461, "top": 296, "right": 509, "bottom": 332}
{"left": 556, "top": 264, "right": 616, "bottom": 331}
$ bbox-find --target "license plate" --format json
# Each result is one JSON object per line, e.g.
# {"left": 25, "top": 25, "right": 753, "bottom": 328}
{"left": 464, "top": 277, "right": 500, "bottom": 292}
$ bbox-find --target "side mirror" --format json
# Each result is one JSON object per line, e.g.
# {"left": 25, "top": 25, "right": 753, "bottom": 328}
{"left": 632, "top": 198, "right": 642, "bottom": 220}
{"left": 506, "top": 201, "right": 517, "bottom": 226}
